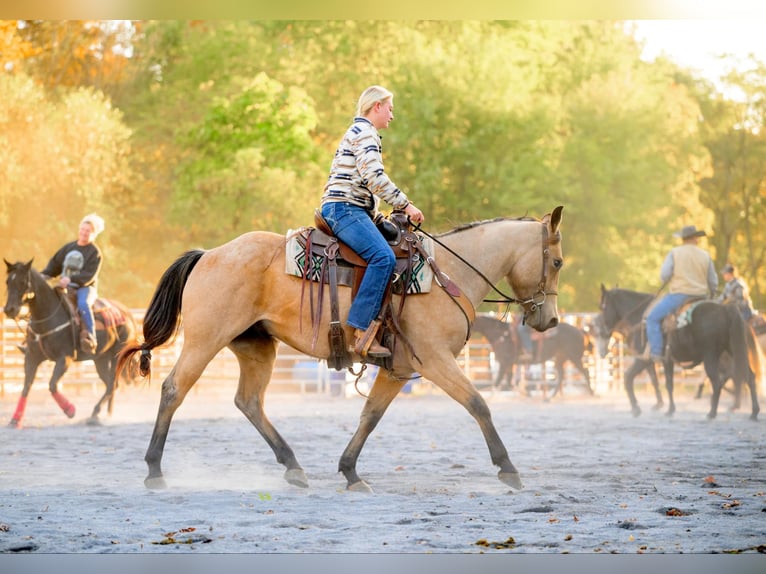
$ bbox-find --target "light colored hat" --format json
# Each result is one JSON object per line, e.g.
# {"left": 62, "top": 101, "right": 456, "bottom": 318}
{"left": 673, "top": 225, "right": 706, "bottom": 239}
{"left": 80, "top": 213, "right": 105, "bottom": 237}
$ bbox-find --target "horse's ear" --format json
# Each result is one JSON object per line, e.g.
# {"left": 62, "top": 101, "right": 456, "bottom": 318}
{"left": 601, "top": 283, "right": 606, "bottom": 294}
{"left": 26, "top": 258, "right": 34, "bottom": 267}
{"left": 549, "top": 206, "right": 563, "bottom": 234}
{"left": 3, "top": 258, "right": 11, "bottom": 270}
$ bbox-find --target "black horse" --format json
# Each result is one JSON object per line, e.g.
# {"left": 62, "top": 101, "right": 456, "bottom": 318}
{"left": 596, "top": 284, "right": 760, "bottom": 420}
{"left": 473, "top": 315, "right": 595, "bottom": 398}
{"left": 3, "top": 259, "right": 138, "bottom": 427}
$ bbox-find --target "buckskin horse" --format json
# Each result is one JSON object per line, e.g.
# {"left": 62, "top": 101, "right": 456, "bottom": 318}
{"left": 3, "top": 259, "right": 138, "bottom": 427}
{"left": 473, "top": 314, "right": 594, "bottom": 398}
{"left": 596, "top": 284, "right": 760, "bottom": 420}
{"left": 117, "top": 207, "right": 564, "bottom": 492}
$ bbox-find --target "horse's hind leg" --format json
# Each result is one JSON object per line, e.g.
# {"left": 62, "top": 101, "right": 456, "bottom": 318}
{"left": 87, "top": 357, "right": 116, "bottom": 425}
{"left": 745, "top": 371, "right": 760, "bottom": 421}
{"left": 338, "top": 367, "right": 405, "bottom": 492}
{"left": 230, "top": 337, "right": 308, "bottom": 488}
{"left": 144, "top": 350, "right": 216, "bottom": 489}
{"left": 576, "top": 357, "right": 595, "bottom": 395}
{"left": 418, "top": 357, "right": 522, "bottom": 490}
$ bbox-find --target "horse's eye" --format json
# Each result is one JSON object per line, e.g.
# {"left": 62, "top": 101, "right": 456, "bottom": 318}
{"left": 552, "top": 258, "right": 563, "bottom": 270}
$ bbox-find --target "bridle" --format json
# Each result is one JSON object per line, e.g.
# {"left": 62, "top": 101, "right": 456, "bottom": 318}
{"left": 413, "top": 220, "right": 560, "bottom": 322}
{"left": 7, "top": 267, "right": 72, "bottom": 353}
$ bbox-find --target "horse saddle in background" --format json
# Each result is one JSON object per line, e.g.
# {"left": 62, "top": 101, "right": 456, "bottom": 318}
{"left": 61, "top": 289, "right": 127, "bottom": 343}
{"left": 663, "top": 297, "right": 706, "bottom": 362}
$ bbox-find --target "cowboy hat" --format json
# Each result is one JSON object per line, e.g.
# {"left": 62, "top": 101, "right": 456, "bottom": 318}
{"left": 673, "top": 225, "right": 706, "bottom": 239}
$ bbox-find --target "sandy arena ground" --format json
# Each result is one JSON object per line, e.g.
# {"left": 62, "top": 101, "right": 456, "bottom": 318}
{"left": 0, "top": 377, "right": 764, "bottom": 560}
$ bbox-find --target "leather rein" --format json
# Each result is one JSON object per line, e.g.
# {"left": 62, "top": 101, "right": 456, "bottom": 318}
{"left": 11, "top": 270, "right": 73, "bottom": 356}
{"left": 412, "top": 220, "right": 559, "bottom": 323}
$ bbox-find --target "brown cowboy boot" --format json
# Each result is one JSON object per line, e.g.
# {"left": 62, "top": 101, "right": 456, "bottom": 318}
{"left": 351, "top": 320, "right": 391, "bottom": 359}
{"left": 80, "top": 331, "right": 97, "bottom": 354}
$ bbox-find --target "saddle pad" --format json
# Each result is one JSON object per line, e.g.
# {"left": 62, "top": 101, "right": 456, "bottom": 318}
{"left": 675, "top": 301, "right": 704, "bottom": 330}
{"left": 285, "top": 228, "right": 434, "bottom": 294}
{"left": 94, "top": 298, "right": 127, "bottom": 328}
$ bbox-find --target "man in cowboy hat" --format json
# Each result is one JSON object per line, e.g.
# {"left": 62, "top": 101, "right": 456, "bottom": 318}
{"left": 40, "top": 213, "right": 105, "bottom": 354}
{"left": 644, "top": 224, "right": 717, "bottom": 362}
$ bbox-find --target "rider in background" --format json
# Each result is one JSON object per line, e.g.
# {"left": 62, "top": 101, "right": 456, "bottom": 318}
{"left": 320, "top": 85, "right": 424, "bottom": 359}
{"left": 645, "top": 224, "right": 717, "bottom": 363}
{"left": 716, "top": 263, "right": 754, "bottom": 322}
{"left": 41, "top": 214, "right": 105, "bottom": 354}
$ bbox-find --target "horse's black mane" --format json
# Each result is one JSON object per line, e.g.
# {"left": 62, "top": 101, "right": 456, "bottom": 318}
{"left": 437, "top": 215, "right": 538, "bottom": 238}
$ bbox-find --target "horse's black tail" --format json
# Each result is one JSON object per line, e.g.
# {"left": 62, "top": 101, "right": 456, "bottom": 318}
{"left": 725, "top": 304, "right": 750, "bottom": 387}
{"left": 116, "top": 249, "right": 205, "bottom": 379}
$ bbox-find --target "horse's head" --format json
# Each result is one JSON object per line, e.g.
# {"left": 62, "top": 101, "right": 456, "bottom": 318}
{"left": 3, "top": 258, "right": 35, "bottom": 319}
{"left": 509, "top": 206, "right": 564, "bottom": 332}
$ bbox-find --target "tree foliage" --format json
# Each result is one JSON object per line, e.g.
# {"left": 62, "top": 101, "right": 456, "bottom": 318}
{"left": 2, "top": 19, "right": 765, "bottom": 310}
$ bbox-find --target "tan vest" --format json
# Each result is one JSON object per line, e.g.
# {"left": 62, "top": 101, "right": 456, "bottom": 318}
{"left": 668, "top": 244, "right": 711, "bottom": 296}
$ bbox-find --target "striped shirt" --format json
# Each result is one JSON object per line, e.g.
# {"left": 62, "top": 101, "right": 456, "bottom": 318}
{"left": 321, "top": 117, "right": 410, "bottom": 215}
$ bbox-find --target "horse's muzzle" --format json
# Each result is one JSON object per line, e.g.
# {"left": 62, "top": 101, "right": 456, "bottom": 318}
{"left": 3, "top": 304, "right": 18, "bottom": 318}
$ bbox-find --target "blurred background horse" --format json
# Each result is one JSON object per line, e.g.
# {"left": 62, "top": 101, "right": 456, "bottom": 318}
{"left": 3, "top": 259, "right": 138, "bottom": 427}
{"left": 473, "top": 314, "right": 594, "bottom": 398}
{"left": 596, "top": 284, "right": 759, "bottom": 420}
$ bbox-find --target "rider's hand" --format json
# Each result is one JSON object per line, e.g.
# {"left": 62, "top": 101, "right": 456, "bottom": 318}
{"left": 58, "top": 276, "right": 71, "bottom": 288}
{"left": 404, "top": 203, "right": 424, "bottom": 224}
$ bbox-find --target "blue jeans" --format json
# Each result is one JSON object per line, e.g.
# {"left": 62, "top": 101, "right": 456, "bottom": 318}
{"left": 517, "top": 321, "right": 533, "bottom": 353}
{"left": 320, "top": 202, "right": 395, "bottom": 330}
{"left": 646, "top": 293, "right": 689, "bottom": 356}
{"left": 77, "top": 286, "right": 97, "bottom": 337}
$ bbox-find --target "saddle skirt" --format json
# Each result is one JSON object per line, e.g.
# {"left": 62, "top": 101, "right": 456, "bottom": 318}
{"left": 62, "top": 290, "right": 127, "bottom": 330}
{"left": 285, "top": 227, "right": 435, "bottom": 295}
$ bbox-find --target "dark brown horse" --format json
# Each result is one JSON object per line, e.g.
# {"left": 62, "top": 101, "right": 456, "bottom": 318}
{"left": 473, "top": 314, "right": 594, "bottom": 398}
{"left": 3, "top": 259, "right": 138, "bottom": 427}
{"left": 596, "top": 285, "right": 760, "bottom": 420}
{"left": 117, "top": 208, "right": 565, "bottom": 492}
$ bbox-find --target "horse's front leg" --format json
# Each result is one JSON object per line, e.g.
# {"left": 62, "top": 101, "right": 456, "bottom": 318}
{"left": 8, "top": 353, "right": 44, "bottom": 428}
{"left": 338, "top": 368, "right": 406, "bottom": 492}
{"left": 48, "top": 357, "right": 76, "bottom": 419}
{"left": 624, "top": 360, "right": 646, "bottom": 417}
{"left": 230, "top": 337, "right": 307, "bottom": 488}
{"left": 662, "top": 359, "right": 676, "bottom": 416}
{"left": 417, "top": 356, "right": 522, "bottom": 490}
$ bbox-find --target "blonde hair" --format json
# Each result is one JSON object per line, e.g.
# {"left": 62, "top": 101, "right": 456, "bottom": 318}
{"left": 80, "top": 213, "right": 105, "bottom": 236}
{"left": 356, "top": 85, "right": 393, "bottom": 117}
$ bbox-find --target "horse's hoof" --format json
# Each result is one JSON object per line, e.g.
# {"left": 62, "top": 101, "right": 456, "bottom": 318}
{"left": 651, "top": 403, "right": 663, "bottom": 411}
{"left": 86, "top": 417, "right": 102, "bottom": 426}
{"left": 284, "top": 468, "right": 309, "bottom": 488}
{"left": 8, "top": 419, "right": 21, "bottom": 429}
{"left": 347, "top": 480, "right": 373, "bottom": 493}
{"left": 631, "top": 408, "right": 641, "bottom": 418}
{"left": 498, "top": 471, "right": 524, "bottom": 490}
{"left": 749, "top": 413, "right": 759, "bottom": 421}
{"left": 144, "top": 475, "right": 167, "bottom": 489}
{"left": 63, "top": 405, "right": 76, "bottom": 419}
{"left": 706, "top": 412, "right": 717, "bottom": 420}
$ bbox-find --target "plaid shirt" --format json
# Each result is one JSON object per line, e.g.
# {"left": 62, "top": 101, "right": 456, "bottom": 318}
{"left": 321, "top": 117, "right": 410, "bottom": 215}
